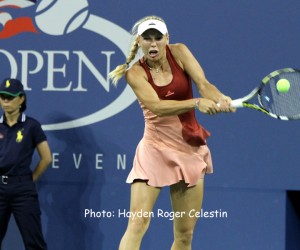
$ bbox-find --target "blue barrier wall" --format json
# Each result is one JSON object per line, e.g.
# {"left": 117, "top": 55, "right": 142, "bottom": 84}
{"left": 1, "top": 0, "right": 300, "bottom": 249}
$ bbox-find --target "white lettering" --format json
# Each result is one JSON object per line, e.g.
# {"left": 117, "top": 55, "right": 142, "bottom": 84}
{"left": 118, "top": 209, "right": 154, "bottom": 219}
{"left": 52, "top": 153, "right": 60, "bottom": 169}
{"left": 117, "top": 154, "right": 126, "bottom": 170}
{"left": 73, "top": 51, "right": 115, "bottom": 92}
{"left": 84, "top": 209, "right": 113, "bottom": 218}
{"left": 18, "top": 50, "right": 43, "bottom": 89}
{"left": 189, "top": 209, "right": 228, "bottom": 218}
{"left": 0, "top": 49, "right": 18, "bottom": 78}
{"left": 73, "top": 153, "right": 82, "bottom": 169}
{"left": 95, "top": 154, "right": 103, "bottom": 169}
{"left": 0, "top": 49, "right": 114, "bottom": 92}
{"left": 49, "top": 152, "right": 130, "bottom": 170}
{"left": 157, "top": 209, "right": 185, "bottom": 221}
{"left": 43, "top": 50, "right": 71, "bottom": 91}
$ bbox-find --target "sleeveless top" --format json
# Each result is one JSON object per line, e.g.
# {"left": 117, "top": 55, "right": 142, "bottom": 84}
{"left": 126, "top": 45, "right": 213, "bottom": 187}
{"left": 139, "top": 45, "right": 210, "bottom": 146}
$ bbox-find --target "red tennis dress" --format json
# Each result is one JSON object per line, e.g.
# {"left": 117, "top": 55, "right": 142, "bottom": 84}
{"left": 126, "top": 45, "right": 213, "bottom": 187}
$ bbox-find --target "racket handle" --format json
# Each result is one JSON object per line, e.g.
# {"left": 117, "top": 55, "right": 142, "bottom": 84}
{"left": 216, "top": 99, "right": 243, "bottom": 108}
{"left": 230, "top": 99, "right": 244, "bottom": 108}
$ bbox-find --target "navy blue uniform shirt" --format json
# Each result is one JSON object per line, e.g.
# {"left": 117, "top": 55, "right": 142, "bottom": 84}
{"left": 0, "top": 113, "right": 47, "bottom": 176}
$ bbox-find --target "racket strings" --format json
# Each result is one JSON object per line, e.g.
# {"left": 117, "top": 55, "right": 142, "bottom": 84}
{"left": 259, "top": 71, "right": 300, "bottom": 118}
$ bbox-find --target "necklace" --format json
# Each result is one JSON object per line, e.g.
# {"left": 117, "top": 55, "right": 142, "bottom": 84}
{"left": 145, "top": 61, "right": 162, "bottom": 73}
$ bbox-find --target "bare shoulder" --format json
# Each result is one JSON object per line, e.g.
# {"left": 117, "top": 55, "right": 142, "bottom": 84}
{"left": 169, "top": 43, "right": 190, "bottom": 57}
{"left": 168, "top": 43, "right": 192, "bottom": 68}
{"left": 125, "top": 61, "right": 147, "bottom": 86}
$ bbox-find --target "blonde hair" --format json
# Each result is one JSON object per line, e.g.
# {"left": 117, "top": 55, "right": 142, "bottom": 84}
{"left": 108, "top": 16, "right": 166, "bottom": 86}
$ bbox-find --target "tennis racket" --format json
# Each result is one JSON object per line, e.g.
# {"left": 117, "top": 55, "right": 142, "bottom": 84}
{"left": 230, "top": 68, "right": 300, "bottom": 120}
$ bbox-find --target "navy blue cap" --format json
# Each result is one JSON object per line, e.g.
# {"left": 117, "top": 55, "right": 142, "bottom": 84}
{"left": 0, "top": 78, "right": 25, "bottom": 97}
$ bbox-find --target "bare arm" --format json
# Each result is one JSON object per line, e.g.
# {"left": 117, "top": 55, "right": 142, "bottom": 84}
{"left": 32, "top": 141, "right": 52, "bottom": 182}
{"left": 125, "top": 65, "right": 198, "bottom": 116}
{"left": 171, "top": 43, "right": 233, "bottom": 112}
{"left": 126, "top": 44, "right": 233, "bottom": 116}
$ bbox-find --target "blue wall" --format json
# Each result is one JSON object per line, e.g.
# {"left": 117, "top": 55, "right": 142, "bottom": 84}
{"left": 1, "top": 0, "right": 300, "bottom": 249}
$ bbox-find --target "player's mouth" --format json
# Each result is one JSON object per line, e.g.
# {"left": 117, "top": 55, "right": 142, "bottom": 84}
{"left": 149, "top": 50, "right": 158, "bottom": 58}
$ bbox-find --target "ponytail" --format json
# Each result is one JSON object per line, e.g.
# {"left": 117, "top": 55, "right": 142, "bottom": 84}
{"left": 108, "top": 39, "right": 139, "bottom": 86}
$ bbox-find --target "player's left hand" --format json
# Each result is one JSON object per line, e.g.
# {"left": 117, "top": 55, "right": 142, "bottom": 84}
{"left": 217, "top": 95, "right": 236, "bottom": 112}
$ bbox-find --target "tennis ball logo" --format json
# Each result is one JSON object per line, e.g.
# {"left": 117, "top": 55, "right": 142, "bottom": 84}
{"left": 276, "top": 79, "right": 290, "bottom": 93}
{"left": 0, "top": 12, "right": 12, "bottom": 27}
{"left": 35, "top": 0, "right": 89, "bottom": 35}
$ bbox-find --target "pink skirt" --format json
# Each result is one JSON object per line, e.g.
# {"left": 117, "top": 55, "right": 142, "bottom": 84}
{"left": 126, "top": 115, "right": 213, "bottom": 187}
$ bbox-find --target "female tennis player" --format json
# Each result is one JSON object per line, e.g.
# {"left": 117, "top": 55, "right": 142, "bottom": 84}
{"left": 109, "top": 15, "right": 234, "bottom": 250}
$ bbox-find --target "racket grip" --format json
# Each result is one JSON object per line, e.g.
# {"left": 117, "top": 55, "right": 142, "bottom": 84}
{"left": 230, "top": 99, "right": 244, "bottom": 108}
